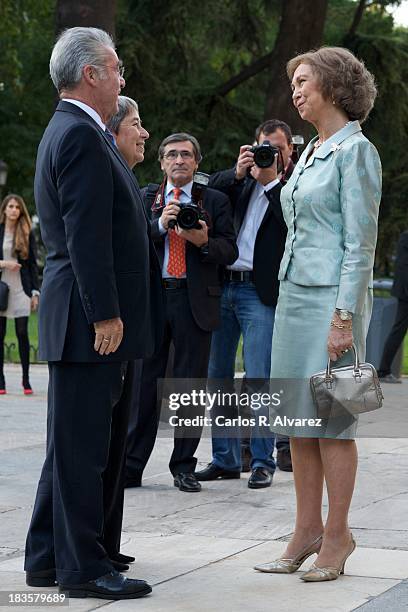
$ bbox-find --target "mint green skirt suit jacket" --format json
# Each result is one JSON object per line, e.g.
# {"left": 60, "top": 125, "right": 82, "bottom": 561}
{"left": 270, "top": 121, "right": 382, "bottom": 439}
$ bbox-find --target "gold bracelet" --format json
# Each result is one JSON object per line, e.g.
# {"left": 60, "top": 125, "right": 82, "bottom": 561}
{"left": 331, "top": 319, "right": 352, "bottom": 330}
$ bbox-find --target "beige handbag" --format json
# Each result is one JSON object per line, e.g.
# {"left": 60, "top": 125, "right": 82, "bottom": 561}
{"left": 310, "top": 345, "right": 384, "bottom": 419}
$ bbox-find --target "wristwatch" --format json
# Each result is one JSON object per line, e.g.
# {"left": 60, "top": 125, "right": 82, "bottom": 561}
{"left": 336, "top": 308, "right": 353, "bottom": 321}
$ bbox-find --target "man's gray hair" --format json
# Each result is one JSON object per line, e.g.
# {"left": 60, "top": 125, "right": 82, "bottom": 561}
{"left": 158, "top": 133, "right": 202, "bottom": 163}
{"left": 50, "top": 27, "right": 115, "bottom": 92}
{"left": 107, "top": 96, "right": 139, "bottom": 134}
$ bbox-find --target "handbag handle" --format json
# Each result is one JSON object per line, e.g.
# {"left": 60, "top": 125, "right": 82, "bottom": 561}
{"left": 325, "top": 343, "right": 361, "bottom": 381}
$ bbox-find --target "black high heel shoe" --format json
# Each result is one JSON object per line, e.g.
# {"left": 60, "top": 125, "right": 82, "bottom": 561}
{"left": 22, "top": 379, "right": 33, "bottom": 395}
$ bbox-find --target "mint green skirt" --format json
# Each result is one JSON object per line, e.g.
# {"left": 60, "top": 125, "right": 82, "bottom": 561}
{"left": 270, "top": 280, "right": 373, "bottom": 439}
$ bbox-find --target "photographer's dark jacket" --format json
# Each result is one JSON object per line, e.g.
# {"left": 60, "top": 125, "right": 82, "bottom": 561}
{"left": 209, "top": 167, "right": 292, "bottom": 306}
{"left": 0, "top": 224, "right": 40, "bottom": 298}
{"left": 149, "top": 184, "right": 238, "bottom": 331}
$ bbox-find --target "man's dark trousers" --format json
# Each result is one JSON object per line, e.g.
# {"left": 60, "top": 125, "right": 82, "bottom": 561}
{"left": 379, "top": 299, "right": 408, "bottom": 374}
{"left": 25, "top": 361, "right": 135, "bottom": 585}
{"left": 126, "top": 286, "right": 211, "bottom": 477}
{"left": 379, "top": 231, "right": 408, "bottom": 376}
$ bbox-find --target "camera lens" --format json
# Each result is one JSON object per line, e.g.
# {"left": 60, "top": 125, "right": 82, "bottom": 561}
{"left": 178, "top": 205, "right": 199, "bottom": 230}
{"left": 253, "top": 146, "right": 275, "bottom": 168}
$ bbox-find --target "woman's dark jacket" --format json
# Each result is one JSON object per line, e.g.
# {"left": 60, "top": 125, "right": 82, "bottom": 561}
{"left": 0, "top": 223, "right": 40, "bottom": 298}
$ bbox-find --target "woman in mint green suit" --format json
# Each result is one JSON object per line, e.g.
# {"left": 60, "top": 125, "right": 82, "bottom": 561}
{"left": 254, "top": 47, "right": 381, "bottom": 582}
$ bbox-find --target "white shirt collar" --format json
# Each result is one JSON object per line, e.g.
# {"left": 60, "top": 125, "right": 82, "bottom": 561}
{"left": 165, "top": 180, "right": 193, "bottom": 198}
{"left": 61, "top": 99, "right": 105, "bottom": 131}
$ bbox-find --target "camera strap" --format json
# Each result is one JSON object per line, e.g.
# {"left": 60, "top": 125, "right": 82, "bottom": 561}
{"left": 147, "top": 180, "right": 166, "bottom": 212}
{"left": 146, "top": 179, "right": 212, "bottom": 229}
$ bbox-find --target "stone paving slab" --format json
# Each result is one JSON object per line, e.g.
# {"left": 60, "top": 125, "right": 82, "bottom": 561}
{"left": 115, "top": 542, "right": 401, "bottom": 612}
{"left": 0, "top": 533, "right": 263, "bottom": 584}
{"left": 354, "top": 579, "right": 408, "bottom": 611}
{"left": 347, "top": 528, "right": 408, "bottom": 551}
{"left": 0, "top": 365, "right": 407, "bottom": 611}
{"left": 351, "top": 494, "right": 408, "bottom": 531}
{"left": 123, "top": 470, "right": 296, "bottom": 542}
{"left": 0, "top": 540, "right": 406, "bottom": 612}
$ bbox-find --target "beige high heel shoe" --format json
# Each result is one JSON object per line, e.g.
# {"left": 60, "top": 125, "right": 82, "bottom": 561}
{"left": 300, "top": 534, "right": 356, "bottom": 582}
{"left": 254, "top": 535, "right": 322, "bottom": 574}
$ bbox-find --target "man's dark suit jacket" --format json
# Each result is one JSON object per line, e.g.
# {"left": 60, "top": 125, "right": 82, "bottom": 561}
{"left": 150, "top": 187, "right": 238, "bottom": 331}
{"left": 0, "top": 224, "right": 40, "bottom": 298}
{"left": 209, "top": 168, "right": 291, "bottom": 307}
{"left": 35, "top": 101, "right": 163, "bottom": 362}
{"left": 392, "top": 230, "right": 408, "bottom": 301}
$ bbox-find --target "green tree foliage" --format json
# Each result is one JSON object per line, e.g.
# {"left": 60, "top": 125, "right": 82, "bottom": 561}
{"left": 0, "top": 0, "right": 407, "bottom": 270}
{"left": 116, "top": 0, "right": 282, "bottom": 184}
{"left": 0, "top": 0, "right": 55, "bottom": 208}
{"left": 338, "top": 1, "right": 408, "bottom": 271}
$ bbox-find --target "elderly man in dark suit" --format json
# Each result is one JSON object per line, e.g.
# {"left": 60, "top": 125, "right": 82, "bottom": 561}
{"left": 125, "top": 133, "right": 238, "bottom": 493}
{"left": 378, "top": 230, "right": 408, "bottom": 382}
{"left": 24, "top": 27, "right": 163, "bottom": 600}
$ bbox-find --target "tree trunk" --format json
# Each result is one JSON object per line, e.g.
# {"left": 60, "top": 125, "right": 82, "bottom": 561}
{"left": 346, "top": 0, "right": 368, "bottom": 39}
{"left": 56, "top": 0, "right": 117, "bottom": 37}
{"left": 264, "top": 0, "right": 328, "bottom": 140}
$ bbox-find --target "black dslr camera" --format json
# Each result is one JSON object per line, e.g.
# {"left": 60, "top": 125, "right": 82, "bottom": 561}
{"left": 169, "top": 172, "right": 210, "bottom": 230}
{"left": 250, "top": 139, "right": 282, "bottom": 171}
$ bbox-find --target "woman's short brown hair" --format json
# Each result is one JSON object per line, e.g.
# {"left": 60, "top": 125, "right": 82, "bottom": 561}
{"left": 287, "top": 46, "right": 377, "bottom": 123}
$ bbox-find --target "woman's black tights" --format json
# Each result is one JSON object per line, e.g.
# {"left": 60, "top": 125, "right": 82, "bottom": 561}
{"left": 0, "top": 316, "right": 30, "bottom": 382}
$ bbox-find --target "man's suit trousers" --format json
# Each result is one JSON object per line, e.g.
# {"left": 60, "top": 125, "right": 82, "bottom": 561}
{"left": 24, "top": 360, "right": 135, "bottom": 585}
{"left": 126, "top": 286, "right": 212, "bottom": 478}
{"left": 379, "top": 299, "right": 408, "bottom": 374}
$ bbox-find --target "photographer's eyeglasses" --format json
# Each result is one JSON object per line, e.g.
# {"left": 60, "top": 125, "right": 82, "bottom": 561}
{"left": 163, "top": 150, "right": 194, "bottom": 160}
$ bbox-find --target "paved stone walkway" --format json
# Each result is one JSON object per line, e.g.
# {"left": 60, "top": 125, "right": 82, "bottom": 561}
{"left": 0, "top": 364, "right": 407, "bottom": 611}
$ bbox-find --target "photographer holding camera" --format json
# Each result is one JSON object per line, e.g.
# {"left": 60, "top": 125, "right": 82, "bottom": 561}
{"left": 196, "top": 120, "right": 294, "bottom": 489}
{"left": 125, "top": 132, "right": 238, "bottom": 493}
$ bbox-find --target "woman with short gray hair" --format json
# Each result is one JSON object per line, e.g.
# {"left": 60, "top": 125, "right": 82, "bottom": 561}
{"left": 107, "top": 97, "right": 149, "bottom": 168}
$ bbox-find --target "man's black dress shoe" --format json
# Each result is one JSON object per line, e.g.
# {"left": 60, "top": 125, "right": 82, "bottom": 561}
{"left": 112, "top": 559, "right": 129, "bottom": 572}
{"left": 277, "top": 448, "right": 293, "bottom": 472}
{"left": 195, "top": 463, "right": 240, "bottom": 481}
{"left": 174, "top": 472, "right": 201, "bottom": 492}
{"left": 59, "top": 571, "right": 152, "bottom": 600}
{"left": 26, "top": 568, "right": 56, "bottom": 588}
{"left": 111, "top": 552, "right": 136, "bottom": 564}
{"left": 125, "top": 473, "right": 142, "bottom": 488}
{"left": 248, "top": 467, "right": 273, "bottom": 489}
{"left": 26, "top": 559, "right": 128, "bottom": 587}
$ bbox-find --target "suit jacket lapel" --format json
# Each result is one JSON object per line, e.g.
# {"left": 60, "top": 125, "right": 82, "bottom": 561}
{"left": 100, "top": 127, "right": 151, "bottom": 228}
{"left": 235, "top": 179, "right": 256, "bottom": 233}
{"left": 56, "top": 103, "right": 139, "bottom": 189}
{"left": 260, "top": 161, "right": 295, "bottom": 228}
{"left": 56, "top": 101, "right": 150, "bottom": 227}
{"left": 102, "top": 131, "right": 142, "bottom": 191}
